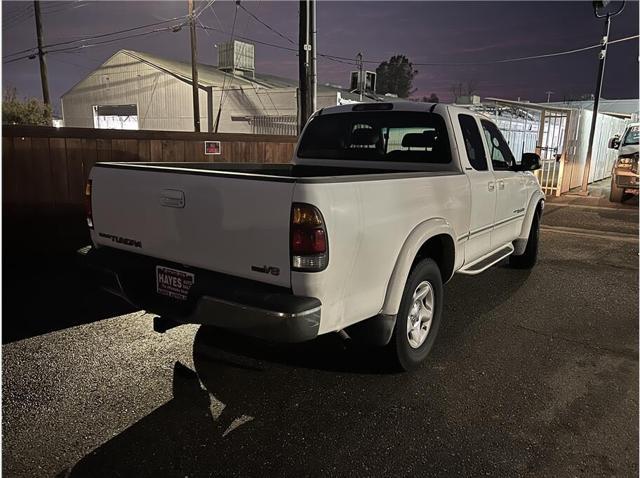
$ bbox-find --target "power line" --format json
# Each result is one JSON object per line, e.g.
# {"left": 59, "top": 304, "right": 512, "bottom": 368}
{"left": 41, "top": 2, "right": 90, "bottom": 17}
{"left": 238, "top": 3, "right": 296, "bottom": 45}
{"left": 4, "top": 16, "right": 189, "bottom": 59}
{"left": 4, "top": 3, "right": 32, "bottom": 22}
{"left": 213, "top": 1, "right": 241, "bottom": 132}
{"left": 3, "top": 25, "right": 183, "bottom": 64}
{"left": 198, "top": 24, "right": 296, "bottom": 52}
{"left": 198, "top": 22, "right": 353, "bottom": 68}
{"left": 327, "top": 34, "right": 640, "bottom": 66}
{"left": 3, "top": 4, "right": 34, "bottom": 31}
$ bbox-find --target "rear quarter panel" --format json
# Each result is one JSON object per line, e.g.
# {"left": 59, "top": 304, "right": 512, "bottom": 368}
{"left": 292, "top": 174, "right": 470, "bottom": 334}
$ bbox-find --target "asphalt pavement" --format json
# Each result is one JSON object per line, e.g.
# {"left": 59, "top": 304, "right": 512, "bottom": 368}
{"left": 3, "top": 192, "right": 638, "bottom": 477}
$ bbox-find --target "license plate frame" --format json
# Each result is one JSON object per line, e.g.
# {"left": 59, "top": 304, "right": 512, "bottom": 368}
{"left": 156, "top": 265, "right": 195, "bottom": 301}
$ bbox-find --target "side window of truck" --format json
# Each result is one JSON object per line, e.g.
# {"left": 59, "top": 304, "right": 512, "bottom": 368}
{"left": 458, "top": 114, "right": 488, "bottom": 171}
{"left": 480, "top": 120, "right": 516, "bottom": 171}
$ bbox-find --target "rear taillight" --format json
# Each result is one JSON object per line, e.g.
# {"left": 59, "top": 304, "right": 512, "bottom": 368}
{"left": 84, "top": 179, "right": 93, "bottom": 229}
{"left": 291, "top": 203, "right": 328, "bottom": 271}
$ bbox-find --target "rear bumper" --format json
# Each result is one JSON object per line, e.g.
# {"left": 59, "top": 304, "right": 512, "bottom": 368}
{"left": 77, "top": 246, "right": 320, "bottom": 342}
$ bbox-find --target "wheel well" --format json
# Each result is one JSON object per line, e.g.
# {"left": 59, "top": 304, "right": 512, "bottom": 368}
{"left": 411, "top": 234, "right": 455, "bottom": 283}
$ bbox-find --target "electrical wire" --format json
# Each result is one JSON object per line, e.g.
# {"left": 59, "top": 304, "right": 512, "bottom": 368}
{"left": 198, "top": 24, "right": 297, "bottom": 52}
{"left": 3, "top": 4, "right": 34, "bottom": 31}
{"left": 4, "top": 3, "right": 32, "bottom": 22}
{"left": 325, "top": 34, "right": 640, "bottom": 66}
{"left": 4, "top": 16, "right": 189, "bottom": 59}
{"left": 238, "top": 3, "right": 296, "bottom": 45}
{"left": 3, "top": 24, "right": 185, "bottom": 64}
{"left": 214, "top": 1, "right": 240, "bottom": 132}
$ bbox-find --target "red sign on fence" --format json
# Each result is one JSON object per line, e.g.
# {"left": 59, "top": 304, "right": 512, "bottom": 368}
{"left": 204, "top": 141, "right": 221, "bottom": 155}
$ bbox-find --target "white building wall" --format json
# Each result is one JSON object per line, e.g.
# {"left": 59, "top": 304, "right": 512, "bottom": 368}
{"left": 564, "top": 109, "right": 628, "bottom": 189}
{"left": 61, "top": 52, "right": 208, "bottom": 131}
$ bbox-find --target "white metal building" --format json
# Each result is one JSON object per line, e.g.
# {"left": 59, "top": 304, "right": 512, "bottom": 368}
{"left": 61, "top": 42, "right": 376, "bottom": 135}
{"left": 459, "top": 97, "right": 635, "bottom": 195}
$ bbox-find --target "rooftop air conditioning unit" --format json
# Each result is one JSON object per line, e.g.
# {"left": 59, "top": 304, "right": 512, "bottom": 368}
{"left": 218, "top": 40, "right": 255, "bottom": 78}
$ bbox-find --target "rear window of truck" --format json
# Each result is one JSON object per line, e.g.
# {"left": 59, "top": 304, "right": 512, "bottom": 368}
{"left": 298, "top": 111, "right": 451, "bottom": 163}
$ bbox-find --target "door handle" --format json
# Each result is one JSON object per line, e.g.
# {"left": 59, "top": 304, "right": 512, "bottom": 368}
{"left": 498, "top": 179, "right": 505, "bottom": 190}
{"left": 488, "top": 181, "right": 495, "bottom": 191}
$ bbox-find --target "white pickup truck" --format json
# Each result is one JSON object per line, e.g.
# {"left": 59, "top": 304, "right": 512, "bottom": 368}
{"left": 80, "top": 102, "right": 544, "bottom": 370}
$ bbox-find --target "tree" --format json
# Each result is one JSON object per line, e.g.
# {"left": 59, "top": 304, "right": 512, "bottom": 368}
{"left": 2, "top": 88, "right": 52, "bottom": 126}
{"left": 375, "top": 55, "right": 418, "bottom": 98}
{"left": 420, "top": 93, "right": 439, "bottom": 103}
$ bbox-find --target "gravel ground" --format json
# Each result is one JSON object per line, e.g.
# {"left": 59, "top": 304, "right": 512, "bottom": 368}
{"left": 2, "top": 203, "right": 638, "bottom": 478}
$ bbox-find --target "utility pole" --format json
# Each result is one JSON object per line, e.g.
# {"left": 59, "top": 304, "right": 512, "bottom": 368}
{"left": 310, "top": 0, "right": 316, "bottom": 116}
{"left": 580, "top": 0, "right": 625, "bottom": 195}
{"left": 298, "top": 0, "right": 316, "bottom": 133}
{"left": 33, "top": 0, "right": 50, "bottom": 106}
{"left": 356, "top": 52, "right": 364, "bottom": 102}
{"left": 188, "top": 0, "right": 200, "bottom": 132}
{"left": 545, "top": 91, "right": 554, "bottom": 103}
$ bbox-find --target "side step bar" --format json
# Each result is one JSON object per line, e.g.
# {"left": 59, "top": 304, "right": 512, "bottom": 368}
{"left": 457, "top": 244, "right": 514, "bottom": 275}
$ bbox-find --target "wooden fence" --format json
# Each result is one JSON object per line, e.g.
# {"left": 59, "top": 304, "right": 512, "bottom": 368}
{"left": 3, "top": 126, "right": 297, "bottom": 258}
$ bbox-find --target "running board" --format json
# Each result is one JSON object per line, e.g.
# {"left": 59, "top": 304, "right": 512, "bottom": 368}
{"left": 457, "top": 244, "right": 514, "bottom": 275}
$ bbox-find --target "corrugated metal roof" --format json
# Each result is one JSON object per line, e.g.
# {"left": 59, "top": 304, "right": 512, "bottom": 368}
{"left": 547, "top": 98, "right": 639, "bottom": 116}
{"left": 121, "top": 50, "right": 401, "bottom": 99}
{"left": 66, "top": 49, "right": 402, "bottom": 101}
{"left": 121, "top": 49, "right": 295, "bottom": 89}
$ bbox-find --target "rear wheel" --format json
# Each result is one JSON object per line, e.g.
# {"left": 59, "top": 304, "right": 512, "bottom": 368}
{"left": 609, "top": 178, "right": 624, "bottom": 203}
{"left": 390, "top": 258, "right": 443, "bottom": 371}
{"left": 509, "top": 211, "right": 539, "bottom": 269}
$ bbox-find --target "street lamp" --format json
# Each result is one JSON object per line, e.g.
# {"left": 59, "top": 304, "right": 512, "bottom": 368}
{"left": 579, "top": 0, "right": 626, "bottom": 195}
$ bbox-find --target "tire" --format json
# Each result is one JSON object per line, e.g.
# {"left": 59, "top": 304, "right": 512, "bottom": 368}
{"left": 389, "top": 258, "right": 443, "bottom": 371}
{"left": 609, "top": 178, "right": 624, "bottom": 203}
{"left": 509, "top": 211, "right": 539, "bottom": 269}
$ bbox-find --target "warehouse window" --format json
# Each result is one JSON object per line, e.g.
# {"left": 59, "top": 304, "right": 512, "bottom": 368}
{"left": 92, "top": 104, "right": 138, "bottom": 130}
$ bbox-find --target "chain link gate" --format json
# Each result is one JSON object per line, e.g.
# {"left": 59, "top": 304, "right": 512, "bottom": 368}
{"left": 534, "top": 110, "right": 570, "bottom": 196}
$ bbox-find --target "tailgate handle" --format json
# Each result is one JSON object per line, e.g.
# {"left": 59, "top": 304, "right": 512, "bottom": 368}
{"left": 160, "top": 189, "right": 185, "bottom": 208}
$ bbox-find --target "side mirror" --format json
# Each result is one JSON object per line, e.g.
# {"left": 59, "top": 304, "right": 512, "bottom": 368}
{"left": 517, "top": 152, "right": 541, "bottom": 171}
{"left": 608, "top": 136, "right": 620, "bottom": 149}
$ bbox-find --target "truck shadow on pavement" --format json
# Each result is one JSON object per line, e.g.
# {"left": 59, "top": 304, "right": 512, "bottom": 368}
{"left": 2, "top": 255, "right": 136, "bottom": 344}
{"left": 56, "top": 263, "right": 533, "bottom": 477}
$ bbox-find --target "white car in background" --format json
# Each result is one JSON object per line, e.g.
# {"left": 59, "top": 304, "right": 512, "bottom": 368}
{"left": 608, "top": 123, "right": 639, "bottom": 203}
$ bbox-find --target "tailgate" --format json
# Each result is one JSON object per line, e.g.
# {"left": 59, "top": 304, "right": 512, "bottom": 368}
{"left": 90, "top": 165, "right": 294, "bottom": 287}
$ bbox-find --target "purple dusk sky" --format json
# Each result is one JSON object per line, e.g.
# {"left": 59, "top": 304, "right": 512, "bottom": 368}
{"left": 3, "top": 0, "right": 639, "bottom": 114}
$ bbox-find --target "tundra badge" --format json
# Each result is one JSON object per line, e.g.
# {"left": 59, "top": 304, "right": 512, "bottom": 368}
{"left": 98, "top": 232, "right": 142, "bottom": 248}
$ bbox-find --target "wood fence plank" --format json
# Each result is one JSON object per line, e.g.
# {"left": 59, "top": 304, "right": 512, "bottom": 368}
{"left": 124, "top": 139, "right": 138, "bottom": 161}
{"left": 162, "top": 140, "right": 184, "bottom": 162}
{"left": 12, "top": 137, "right": 33, "bottom": 206}
{"left": 138, "top": 140, "right": 151, "bottom": 162}
{"left": 111, "top": 138, "right": 138, "bottom": 161}
{"left": 30, "top": 137, "right": 54, "bottom": 210}
{"left": 184, "top": 140, "right": 196, "bottom": 163}
{"left": 2, "top": 136, "right": 17, "bottom": 207}
{"left": 81, "top": 138, "right": 98, "bottom": 183}
{"left": 96, "top": 138, "right": 112, "bottom": 163}
{"left": 150, "top": 140, "right": 162, "bottom": 161}
{"left": 49, "top": 138, "right": 69, "bottom": 206}
{"left": 65, "top": 138, "right": 85, "bottom": 206}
